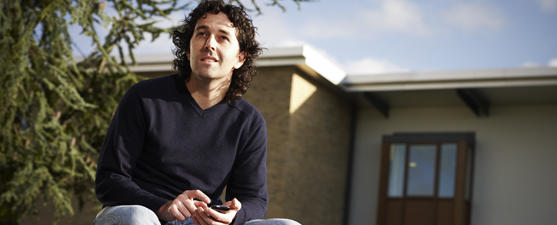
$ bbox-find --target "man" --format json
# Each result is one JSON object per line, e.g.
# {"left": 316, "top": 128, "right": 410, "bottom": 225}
{"left": 93, "top": 1, "right": 299, "bottom": 225}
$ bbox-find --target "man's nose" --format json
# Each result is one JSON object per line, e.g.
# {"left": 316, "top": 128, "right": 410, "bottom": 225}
{"left": 204, "top": 34, "right": 217, "bottom": 51}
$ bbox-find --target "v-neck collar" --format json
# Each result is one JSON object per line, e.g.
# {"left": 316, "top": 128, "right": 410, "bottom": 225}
{"left": 175, "top": 74, "right": 226, "bottom": 117}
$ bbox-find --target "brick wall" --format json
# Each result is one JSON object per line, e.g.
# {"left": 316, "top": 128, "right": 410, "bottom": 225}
{"left": 245, "top": 66, "right": 353, "bottom": 225}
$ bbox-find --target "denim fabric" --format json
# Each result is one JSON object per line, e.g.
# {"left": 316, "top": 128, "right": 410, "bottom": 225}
{"left": 244, "top": 218, "right": 301, "bottom": 225}
{"left": 92, "top": 205, "right": 299, "bottom": 225}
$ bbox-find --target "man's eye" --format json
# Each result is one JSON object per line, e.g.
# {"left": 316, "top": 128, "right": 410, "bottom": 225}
{"left": 221, "top": 36, "right": 229, "bottom": 41}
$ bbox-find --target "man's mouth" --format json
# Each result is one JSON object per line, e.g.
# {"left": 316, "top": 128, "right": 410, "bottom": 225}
{"left": 201, "top": 56, "right": 218, "bottom": 62}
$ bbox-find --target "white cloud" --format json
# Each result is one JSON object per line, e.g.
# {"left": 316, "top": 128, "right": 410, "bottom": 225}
{"left": 360, "top": 0, "right": 430, "bottom": 36}
{"left": 300, "top": 0, "right": 430, "bottom": 39}
{"left": 253, "top": 10, "right": 307, "bottom": 47}
{"left": 549, "top": 58, "right": 557, "bottom": 67}
{"left": 538, "top": 0, "right": 557, "bottom": 13}
{"left": 299, "top": 20, "right": 357, "bottom": 39}
{"left": 522, "top": 62, "right": 541, "bottom": 68}
{"left": 442, "top": 3, "right": 506, "bottom": 31}
{"left": 344, "top": 57, "right": 408, "bottom": 75}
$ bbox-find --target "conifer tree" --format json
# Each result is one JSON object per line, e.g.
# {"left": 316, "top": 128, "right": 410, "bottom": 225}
{"left": 0, "top": 1, "right": 307, "bottom": 224}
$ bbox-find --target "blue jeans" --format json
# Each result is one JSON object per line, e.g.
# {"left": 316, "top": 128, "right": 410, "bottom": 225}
{"left": 92, "top": 205, "right": 300, "bottom": 225}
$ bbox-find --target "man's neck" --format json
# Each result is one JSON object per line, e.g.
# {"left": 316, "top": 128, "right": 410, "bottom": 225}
{"left": 185, "top": 76, "right": 231, "bottom": 110}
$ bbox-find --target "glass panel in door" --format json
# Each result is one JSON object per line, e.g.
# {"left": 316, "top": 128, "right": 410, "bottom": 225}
{"left": 388, "top": 144, "right": 407, "bottom": 197}
{"left": 407, "top": 145, "right": 436, "bottom": 196}
{"left": 439, "top": 143, "right": 457, "bottom": 198}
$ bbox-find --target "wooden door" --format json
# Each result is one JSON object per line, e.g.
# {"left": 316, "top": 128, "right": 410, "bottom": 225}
{"left": 377, "top": 133, "right": 474, "bottom": 225}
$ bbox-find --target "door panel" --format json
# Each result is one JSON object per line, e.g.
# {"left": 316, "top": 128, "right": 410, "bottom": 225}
{"left": 403, "top": 199, "right": 435, "bottom": 225}
{"left": 386, "top": 199, "right": 403, "bottom": 225}
{"left": 437, "top": 200, "right": 454, "bottom": 225}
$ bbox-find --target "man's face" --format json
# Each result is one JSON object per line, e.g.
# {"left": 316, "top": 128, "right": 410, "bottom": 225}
{"left": 187, "top": 12, "right": 245, "bottom": 82}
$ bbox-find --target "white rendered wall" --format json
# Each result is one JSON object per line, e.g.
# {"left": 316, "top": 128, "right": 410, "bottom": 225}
{"left": 348, "top": 104, "right": 557, "bottom": 225}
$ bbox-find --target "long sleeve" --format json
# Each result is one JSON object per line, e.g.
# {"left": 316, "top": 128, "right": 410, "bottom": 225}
{"left": 226, "top": 114, "right": 268, "bottom": 225}
{"left": 95, "top": 84, "right": 167, "bottom": 213}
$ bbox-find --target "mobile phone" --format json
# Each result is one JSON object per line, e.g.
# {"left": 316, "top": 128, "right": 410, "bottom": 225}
{"left": 209, "top": 204, "right": 230, "bottom": 211}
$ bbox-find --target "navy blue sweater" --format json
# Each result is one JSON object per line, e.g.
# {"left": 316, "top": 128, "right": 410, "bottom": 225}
{"left": 95, "top": 74, "right": 268, "bottom": 225}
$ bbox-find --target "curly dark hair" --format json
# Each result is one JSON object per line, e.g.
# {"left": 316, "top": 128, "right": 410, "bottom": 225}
{"left": 172, "top": 0, "right": 262, "bottom": 102}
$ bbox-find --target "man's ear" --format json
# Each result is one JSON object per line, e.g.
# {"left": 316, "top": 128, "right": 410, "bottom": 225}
{"left": 234, "top": 51, "right": 246, "bottom": 69}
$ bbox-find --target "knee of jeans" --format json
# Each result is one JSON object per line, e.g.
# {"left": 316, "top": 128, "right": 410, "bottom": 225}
{"left": 272, "top": 219, "right": 301, "bottom": 225}
{"left": 245, "top": 218, "right": 301, "bottom": 225}
{"left": 95, "top": 205, "right": 160, "bottom": 225}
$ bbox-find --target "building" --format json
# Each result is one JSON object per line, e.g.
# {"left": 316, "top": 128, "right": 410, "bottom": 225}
{"left": 131, "top": 45, "right": 557, "bottom": 225}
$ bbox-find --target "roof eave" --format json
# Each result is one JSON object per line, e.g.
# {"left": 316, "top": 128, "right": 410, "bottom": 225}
{"left": 342, "top": 67, "right": 557, "bottom": 92}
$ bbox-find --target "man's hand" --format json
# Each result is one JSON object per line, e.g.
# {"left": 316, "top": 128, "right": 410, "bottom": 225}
{"left": 157, "top": 190, "right": 212, "bottom": 222}
{"left": 192, "top": 198, "right": 241, "bottom": 225}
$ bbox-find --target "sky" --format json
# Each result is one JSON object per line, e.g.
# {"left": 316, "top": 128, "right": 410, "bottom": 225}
{"left": 74, "top": 0, "right": 557, "bottom": 75}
